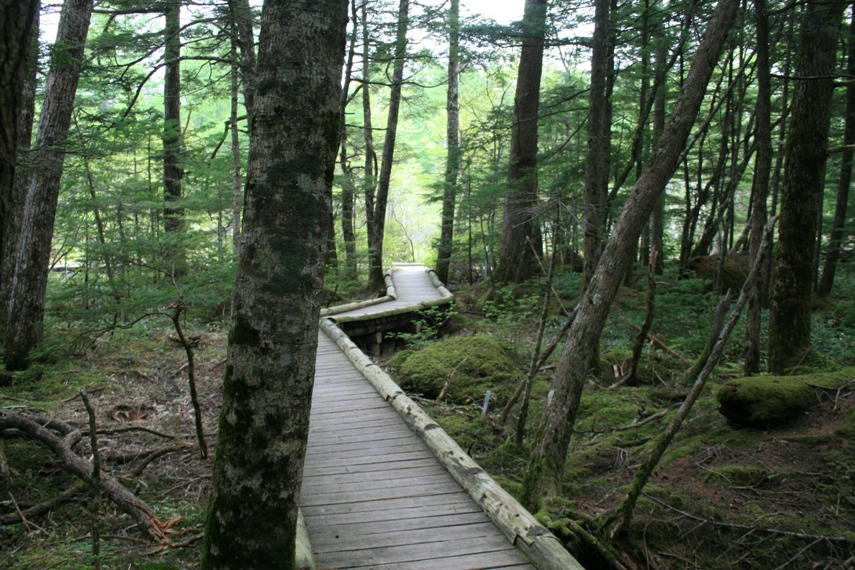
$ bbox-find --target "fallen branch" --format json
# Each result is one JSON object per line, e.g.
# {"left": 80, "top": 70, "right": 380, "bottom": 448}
{"left": 437, "top": 357, "right": 467, "bottom": 402}
{"left": 643, "top": 492, "right": 850, "bottom": 542}
{"left": 634, "top": 328, "right": 689, "bottom": 363}
{"left": 0, "top": 411, "right": 169, "bottom": 541}
{"left": 87, "top": 426, "right": 176, "bottom": 440}
{"left": 0, "top": 484, "right": 83, "bottom": 525}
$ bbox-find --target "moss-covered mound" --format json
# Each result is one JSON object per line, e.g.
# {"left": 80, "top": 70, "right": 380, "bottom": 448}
{"left": 716, "top": 376, "right": 814, "bottom": 428}
{"left": 392, "top": 335, "right": 522, "bottom": 404}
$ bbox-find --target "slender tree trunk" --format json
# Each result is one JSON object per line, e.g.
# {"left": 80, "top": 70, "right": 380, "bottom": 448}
{"left": 768, "top": 0, "right": 845, "bottom": 374}
{"left": 369, "top": 0, "right": 409, "bottom": 290}
{"left": 435, "top": 0, "right": 460, "bottom": 284}
{"left": 201, "top": 0, "right": 348, "bottom": 567}
{"left": 229, "top": 12, "right": 243, "bottom": 252}
{"left": 582, "top": 0, "right": 611, "bottom": 287}
{"left": 228, "top": 0, "right": 256, "bottom": 121}
{"left": 744, "top": 0, "right": 773, "bottom": 374}
{"left": 649, "top": 23, "right": 667, "bottom": 274}
{"left": 818, "top": 7, "right": 855, "bottom": 296}
{"left": 522, "top": 0, "right": 739, "bottom": 508}
{"left": 492, "top": 0, "right": 547, "bottom": 284}
{"left": 3, "top": 0, "right": 94, "bottom": 371}
{"left": 0, "top": 0, "right": 39, "bottom": 329}
{"left": 339, "top": 0, "right": 359, "bottom": 281}
{"left": 163, "top": 0, "right": 184, "bottom": 262}
{"left": 362, "top": 0, "right": 377, "bottom": 283}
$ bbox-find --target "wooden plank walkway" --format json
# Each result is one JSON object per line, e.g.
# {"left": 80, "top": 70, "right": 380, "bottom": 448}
{"left": 302, "top": 265, "right": 536, "bottom": 569}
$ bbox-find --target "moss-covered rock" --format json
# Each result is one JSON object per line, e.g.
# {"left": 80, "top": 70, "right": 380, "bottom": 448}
{"left": 393, "top": 335, "right": 522, "bottom": 404}
{"left": 715, "top": 376, "right": 813, "bottom": 428}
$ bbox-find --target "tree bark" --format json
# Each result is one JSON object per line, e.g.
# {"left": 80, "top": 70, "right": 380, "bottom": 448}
{"left": 368, "top": 0, "right": 410, "bottom": 290}
{"left": 744, "top": 0, "right": 773, "bottom": 374}
{"left": 768, "top": 0, "right": 845, "bottom": 374}
{"left": 582, "top": 0, "right": 611, "bottom": 287}
{"left": 3, "top": 0, "right": 94, "bottom": 371}
{"left": 0, "top": 0, "right": 39, "bottom": 330}
{"left": 163, "top": 0, "right": 184, "bottom": 245}
{"left": 522, "top": 0, "right": 740, "bottom": 508}
{"left": 339, "top": 0, "right": 359, "bottom": 281}
{"left": 818, "top": 7, "right": 855, "bottom": 296}
{"left": 491, "top": 0, "right": 547, "bottom": 284}
{"left": 227, "top": 0, "right": 256, "bottom": 120}
{"left": 362, "top": 0, "right": 377, "bottom": 284}
{"left": 435, "top": 0, "right": 461, "bottom": 284}
{"left": 201, "top": 0, "right": 348, "bottom": 567}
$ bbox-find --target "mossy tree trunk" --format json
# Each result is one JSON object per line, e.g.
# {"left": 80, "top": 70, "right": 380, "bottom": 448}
{"left": 522, "top": 0, "right": 740, "bottom": 510}
{"left": 768, "top": 0, "right": 845, "bottom": 374}
{"left": 201, "top": 1, "right": 348, "bottom": 568}
{"left": 491, "top": 0, "right": 547, "bottom": 284}
{"left": 3, "top": 0, "right": 94, "bottom": 371}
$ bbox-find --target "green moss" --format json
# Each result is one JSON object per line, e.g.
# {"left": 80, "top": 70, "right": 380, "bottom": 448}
{"left": 394, "top": 335, "right": 522, "bottom": 404}
{"left": 716, "top": 376, "right": 814, "bottom": 428}
{"left": 784, "top": 434, "right": 834, "bottom": 446}
{"left": 701, "top": 464, "right": 770, "bottom": 486}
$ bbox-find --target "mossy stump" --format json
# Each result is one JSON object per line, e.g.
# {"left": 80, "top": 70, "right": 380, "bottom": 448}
{"left": 392, "top": 335, "right": 522, "bottom": 404}
{"left": 715, "top": 376, "right": 813, "bottom": 428}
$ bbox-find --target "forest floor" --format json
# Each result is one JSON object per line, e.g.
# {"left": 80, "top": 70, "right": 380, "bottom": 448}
{"left": 0, "top": 269, "right": 854, "bottom": 569}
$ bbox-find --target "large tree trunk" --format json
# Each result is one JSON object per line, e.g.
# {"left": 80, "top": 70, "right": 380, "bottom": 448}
{"left": 3, "top": 0, "right": 94, "bottom": 371}
{"left": 201, "top": 1, "right": 348, "bottom": 568}
{"left": 522, "top": 0, "right": 739, "bottom": 508}
{"left": 0, "top": 0, "right": 39, "bottom": 329}
{"left": 368, "top": 0, "right": 410, "bottom": 290}
{"left": 491, "top": 0, "right": 547, "bottom": 284}
{"left": 818, "top": 7, "right": 855, "bottom": 296}
{"left": 744, "top": 0, "right": 773, "bottom": 374}
{"left": 767, "top": 0, "right": 845, "bottom": 374}
{"left": 435, "top": 0, "right": 461, "bottom": 284}
{"left": 582, "top": 0, "right": 611, "bottom": 287}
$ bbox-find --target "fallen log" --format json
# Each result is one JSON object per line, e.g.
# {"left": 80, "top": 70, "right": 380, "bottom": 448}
{"left": 0, "top": 411, "right": 169, "bottom": 540}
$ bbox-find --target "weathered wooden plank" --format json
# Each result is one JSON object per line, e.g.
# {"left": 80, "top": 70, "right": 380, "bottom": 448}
{"left": 301, "top": 464, "right": 446, "bottom": 486}
{"left": 300, "top": 481, "right": 461, "bottom": 507}
{"left": 301, "top": 491, "right": 474, "bottom": 517}
{"left": 301, "top": 472, "right": 453, "bottom": 497}
{"left": 302, "top": 499, "right": 480, "bottom": 527}
{"left": 315, "top": 534, "right": 518, "bottom": 568}
{"left": 312, "top": 521, "right": 500, "bottom": 553}
{"left": 348, "top": 552, "right": 534, "bottom": 570}
{"left": 301, "top": 457, "right": 438, "bottom": 477}
{"left": 309, "top": 511, "right": 491, "bottom": 541}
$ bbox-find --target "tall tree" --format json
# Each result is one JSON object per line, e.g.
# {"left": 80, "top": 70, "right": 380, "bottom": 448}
{"left": 818, "top": 6, "right": 855, "bottom": 296}
{"left": 361, "top": 0, "right": 377, "bottom": 283}
{"left": 368, "top": 0, "right": 410, "bottom": 290}
{"left": 3, "top": 0, "right": 94, "bottom": 370}
{"left": 162, "top": 0, "right": 184, "bottom": 262}
{"left": 767, "top": 0, "right": 845, "bottom": 374}
{"left": 522, "top": 0, "right": 740, "bottom": 506}
{"left": 744, "top": 0, "right": 773, "bottom": 374}
{"left": 582, "top": 0, "right": 611, "bottom": 286}
{"left": 491, "top": 0, "right": 548, "bottom": 284}
{"left": 0, "top": 0, "right": 39, "bottom": 327}
{"left": 201, "top": 0, "right": 348, "bottom": 567}
{"left": 435, "top": 0, "right": 461, "bottom": 284}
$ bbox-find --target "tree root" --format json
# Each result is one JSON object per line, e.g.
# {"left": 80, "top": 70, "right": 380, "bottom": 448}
{"left": 0, "top": 411, "right": 171, "bottom": 541}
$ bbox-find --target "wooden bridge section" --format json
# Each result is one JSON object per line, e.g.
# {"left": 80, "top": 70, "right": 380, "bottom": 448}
{"left": 301, "top": 264, "right": 583, "bottom": 570}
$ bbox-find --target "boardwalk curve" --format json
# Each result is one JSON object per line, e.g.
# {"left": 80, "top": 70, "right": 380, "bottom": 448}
{"left": 301, "top": 264, "right": 584, "bottom": 570}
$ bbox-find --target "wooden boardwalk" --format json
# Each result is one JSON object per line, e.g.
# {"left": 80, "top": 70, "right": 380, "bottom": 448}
{"left": 301, "top": 265, "right": 580, "bottom": 570}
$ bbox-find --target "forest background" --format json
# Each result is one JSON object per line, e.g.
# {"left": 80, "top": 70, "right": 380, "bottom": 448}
{"left": 1, "top": 0, "right": 855, "bottom": 568}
